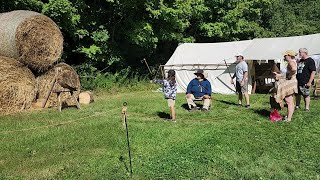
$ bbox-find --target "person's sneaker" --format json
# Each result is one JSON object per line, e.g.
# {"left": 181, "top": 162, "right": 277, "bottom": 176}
{"left": 201, "top": 108, "right": 209, "bottom": 112}
{"left": 295, "top": 106, "right": 300, "bottom": 109}
{"left": 245, "top": 105, "right": 250, "bottom": 108}
{"left": 305, "top": 108, "right": 310, "bottom": 112}
{"left": 237, "top": 104, "right": 242, "bottom": 107}
{"left": 283, "top": 116, "right": 292, "bottom": 122}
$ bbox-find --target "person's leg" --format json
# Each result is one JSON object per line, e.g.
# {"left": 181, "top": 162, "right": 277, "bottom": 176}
{"left": 296, "top": 94, "right": 301, "bottom": 108}
{"left": 244, "top": 92, "right": 250, "bottom": 105}
{"left": 236, "top": 81, "right": 242, "bottom": 105}
{"left": 243, "top": 80, "right": 250, "bottom": 106}
{"left": 296, "top": 86, "right": 301, "bottom": 108}
{"left": 238, "top": 93, "right": 243, "bottom": 105}
{"left": 284, "top": 95, "right": 294, "bottom": 121}
{"left": 186, "top": 94, "right": 196, "bottom": 109}
{"left": 171, "top": 106, "right": 176, "bottom": 120}
{"left": 304, "top": 95, "right": 311, "bottom": 110}
{"left": 202, "top": 96, "right": 211, "bottom": 110}
{"left": 168, "top": 99, "right": 176, "bottom": 120}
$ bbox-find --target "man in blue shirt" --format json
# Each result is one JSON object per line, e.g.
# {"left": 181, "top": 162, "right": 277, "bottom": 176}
{"left": 186, "top": 69, "right": 212, "bottom": 111}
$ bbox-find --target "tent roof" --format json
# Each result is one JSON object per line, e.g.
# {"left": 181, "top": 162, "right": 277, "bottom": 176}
{"left": 165, "top": 33, "right": 320, "bottom": 66}
{"left": 243, "top": 33, "right": 320, "bottom": 61}
{"left": 165, "top": 40, "right": 253, "bottom": 66}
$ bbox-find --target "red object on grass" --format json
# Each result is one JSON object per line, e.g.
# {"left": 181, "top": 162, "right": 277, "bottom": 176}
{"left": 270, "top": 109, "right": 282, "bottom": 122}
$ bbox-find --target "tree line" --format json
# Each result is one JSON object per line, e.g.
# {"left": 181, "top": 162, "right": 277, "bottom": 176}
{"left": 1, "top": 0, "right": 320, "bottom": 75}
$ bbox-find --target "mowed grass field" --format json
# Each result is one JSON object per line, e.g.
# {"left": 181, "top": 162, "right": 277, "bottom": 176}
{"left": 0, "top": 91, "right": 319, "bottom": 179}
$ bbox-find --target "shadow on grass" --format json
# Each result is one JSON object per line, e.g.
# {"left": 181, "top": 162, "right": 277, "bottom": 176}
{"left": 181, "top": 103, "right": 189, "bottom": 110}
{"left": 181, "top": 103, "right": 203, "bottom": 110}
{"left": 215, "top": 99, "right": 238, "bottom": 106}
{"left": 156, "top": 111, "right": 170, "bottom": 119}
{"left": 311, "top": 96, "right": 320, "bottom": 100}
{"left": 119, "top": 155, "right": 130, "bottom": 174}
{"left": 253, "top": 109, "right": 270, "bottom": 118}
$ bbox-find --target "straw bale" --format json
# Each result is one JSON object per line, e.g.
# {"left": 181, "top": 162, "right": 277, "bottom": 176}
{"left": 37, "top": 63, "right": 80, "bottom": 108}
{"left": 0, "top": 10, "right": 63, "bottom": 71}
{"left": 0, "top": 56, "right": 36, "bottom": 114}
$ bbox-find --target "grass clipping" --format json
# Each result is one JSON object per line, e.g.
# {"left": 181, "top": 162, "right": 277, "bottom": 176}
{"left": 0, "top": 56, "right": 36, "bottom": 114}
{"left": 0, "top": 10, "right": 63, "bottom": 72}
{"left": 37, "top": 63, "right": 81, "bottom": 108}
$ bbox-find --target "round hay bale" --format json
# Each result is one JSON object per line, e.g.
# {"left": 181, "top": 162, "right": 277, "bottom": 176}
{"left": 0, "top": 56, "right": 36, "bottom": 114}
{"left": 79, "top": 91, "right": 94, "bottom": 104}
{"left": 36, "top": 63, "right": 80, "bottom": 108}
{"left": 0, "top": 10, "right": 63, "bottom": 71}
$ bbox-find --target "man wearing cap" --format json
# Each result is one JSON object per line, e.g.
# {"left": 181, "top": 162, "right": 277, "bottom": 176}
{"left": 231, "top": 53, "right": 250, "bottom": 108}
{"left": 186, "top": 70, "right": 212, "bottom": 111}
{"left": 296, "top": 48, "right": 316, "bottom": 111}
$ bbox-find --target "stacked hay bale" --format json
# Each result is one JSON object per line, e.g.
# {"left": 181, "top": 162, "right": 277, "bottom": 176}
{"left": 0, "top": 10, "right": 80, "bottom": 114}
{"left": 0, "top": 56, "right": 36, "bottom": 114}
{"left": 0, "top": 10, "right": 63, "bottom": 71}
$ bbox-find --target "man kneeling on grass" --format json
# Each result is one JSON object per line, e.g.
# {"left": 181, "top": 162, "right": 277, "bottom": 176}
{"left": 186, "top": 69, "right": 212, "bottom": 111}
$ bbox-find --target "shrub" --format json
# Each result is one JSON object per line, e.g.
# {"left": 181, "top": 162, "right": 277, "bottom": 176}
{"left": 75, "top": 63, "right": 157, "bottom": 93}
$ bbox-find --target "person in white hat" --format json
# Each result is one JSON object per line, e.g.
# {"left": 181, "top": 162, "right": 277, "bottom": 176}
{"left": 231, "top": 53, "right": 250, "bottom": 108}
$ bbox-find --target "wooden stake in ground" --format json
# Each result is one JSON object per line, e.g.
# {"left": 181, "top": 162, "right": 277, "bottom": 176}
{"left": 122, "top": 102, "right": 133, "bottom": 177}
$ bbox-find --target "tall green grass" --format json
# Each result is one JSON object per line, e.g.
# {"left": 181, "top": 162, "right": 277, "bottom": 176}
{"left": 75, "top": 64, "right": 157, "bottom": 93}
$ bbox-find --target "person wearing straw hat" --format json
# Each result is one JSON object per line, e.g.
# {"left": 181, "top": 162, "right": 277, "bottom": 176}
{"left": 186, "top": 69, "right": 212, "bottom": 111}
{"left": 296, "top": 48, "right": 316, "bottom": 111}
{"left": 273, "top": 50, "right": 298, "bottom": 122}
{"left": 231, "top": 53, "right": 250, "bottom": 108}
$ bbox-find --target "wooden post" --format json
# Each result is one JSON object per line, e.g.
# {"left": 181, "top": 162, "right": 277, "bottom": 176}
{"left": 142, "top": 58, "right": 152, "bottom": 75}
{"left": 42, "top": 68, "right": 61, "bottom": 108}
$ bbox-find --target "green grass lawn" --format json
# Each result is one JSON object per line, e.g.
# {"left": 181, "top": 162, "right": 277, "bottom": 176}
{"left": 0, "top": 91, "right": 319, "bottom": 179}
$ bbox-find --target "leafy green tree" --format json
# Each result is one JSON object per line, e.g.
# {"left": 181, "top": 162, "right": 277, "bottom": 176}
{"left": 266, "top": 0, "right": 320, "bottom": 37}
{"left": 1, "top": 0, "right": 320, "bottom": 76}
{"left": 0, "top": 0, "right": 43, "bottom": 12}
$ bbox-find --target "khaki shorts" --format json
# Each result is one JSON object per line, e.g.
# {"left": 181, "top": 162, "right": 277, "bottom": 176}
{"left": 167, "top": 99, "right": 175, "bottom": 107}
{"left": 236, "top": 80, "right": 248, "bottom": 93}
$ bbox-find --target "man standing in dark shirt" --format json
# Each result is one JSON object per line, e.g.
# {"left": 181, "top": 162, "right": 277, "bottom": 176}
{"left": 296, "top": 48, "right": 316, "bottom": 111}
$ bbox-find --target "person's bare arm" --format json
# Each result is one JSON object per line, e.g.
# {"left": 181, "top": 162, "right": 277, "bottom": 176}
{"left": 307, "top": 71, "right": 316, "bottom": 87}
{"left": 241, "top": 71, "right": 248, "bottom": 86}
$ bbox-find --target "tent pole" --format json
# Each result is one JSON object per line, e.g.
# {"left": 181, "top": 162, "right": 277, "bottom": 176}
{"left": 224, "top": 60, "right": 236, "bottom": 90}
{"left": 160, "top": 65, "right": 165, "bottom": 79}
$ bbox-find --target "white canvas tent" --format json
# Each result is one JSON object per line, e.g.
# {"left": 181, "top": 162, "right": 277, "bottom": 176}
{"left": 164, "top": 33, "right": 320, "bottom": 94}
{"left": 242, "top": 33, "right": 320, "bottom": 61}
{"left": 164, "top": 40, "right": 253, "bottom": 94}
